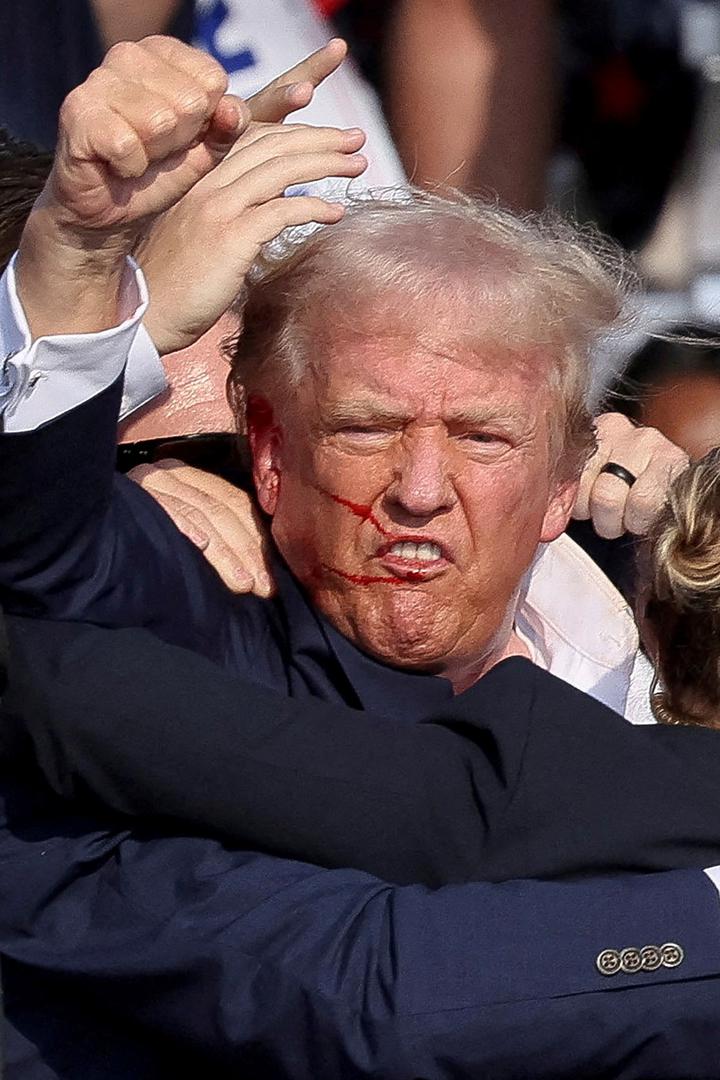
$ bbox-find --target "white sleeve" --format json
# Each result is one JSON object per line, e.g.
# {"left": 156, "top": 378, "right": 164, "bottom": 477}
{"left": 0, "top": 253, "right": 167, "bottom": 432}
{"left": 704, "top": 867, "right": 720, "bottom": 899}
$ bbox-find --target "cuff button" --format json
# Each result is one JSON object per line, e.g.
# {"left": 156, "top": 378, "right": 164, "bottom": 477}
{"left": 620, "top": 947, "right": 642, "bottom": 974}
{"left": 660, "top": 943, "right": 684, "bottom": 969}
{"left": 596, "top": 949, "right": 622, "bottom": 976}
{"left": 640, "top": 945, "right": 662, "bottom": 971}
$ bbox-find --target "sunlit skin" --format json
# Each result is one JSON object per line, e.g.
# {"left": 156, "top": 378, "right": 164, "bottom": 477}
{"left": 639, "top": 373, "right": 720, "bottom": 461}
{"left": 248, "top": 335, "right": 578, "bottom": 693}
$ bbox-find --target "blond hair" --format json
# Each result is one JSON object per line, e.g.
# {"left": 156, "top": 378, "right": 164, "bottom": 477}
{"left": 225, "top": 187, "right": 636, "bottom": 478}
{"left": 645, "top": 448, "right": 720, "bottom": 728}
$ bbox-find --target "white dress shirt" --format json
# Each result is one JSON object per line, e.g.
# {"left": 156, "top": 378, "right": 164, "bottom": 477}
{"left": 0, "top": 254, "right": 165, "bottom": 431}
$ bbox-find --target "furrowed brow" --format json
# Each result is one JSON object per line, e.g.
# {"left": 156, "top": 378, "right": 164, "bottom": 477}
{"left": 322, "top": 399, "right": 411, "bottom": 425}
{"left": 444, "top": 405, "right": 522, "bottom": 428}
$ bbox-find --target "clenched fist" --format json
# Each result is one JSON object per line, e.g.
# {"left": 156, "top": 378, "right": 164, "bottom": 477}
{"left": 15, "top": 36, "right": 360, "bottom": 345}
{"left": 17, "top": 37, "right": 246, "bottom": 338}
{"left": 43, "top": 37, "right": 243, "bottom": 237}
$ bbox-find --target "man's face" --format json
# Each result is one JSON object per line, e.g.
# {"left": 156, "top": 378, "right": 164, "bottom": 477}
{"left": 249, "top": 334, "right": 576, "bottom": 683}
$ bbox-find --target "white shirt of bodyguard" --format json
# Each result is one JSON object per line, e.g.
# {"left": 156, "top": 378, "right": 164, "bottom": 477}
{"left": 2, "top": 256, "right": 719, "bottom": 892}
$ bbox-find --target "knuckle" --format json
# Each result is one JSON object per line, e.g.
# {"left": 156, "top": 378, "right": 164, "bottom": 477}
{"left": 145, "top": 107, "right": 178, "bottom": 137}
{"left": 198, "top": 62, "right": 229, "bottom": 97}
{"left": 110, "top": 129, "right": 142, "bottom": 160}
{"left": 155, "top": 457, "right": 185, "bottom": 471}
{"left": 175, "top": 88, "right": 211, "bottom": 118}
{"left": 105, "top": 40, "right": 138, "bottom": 66}
{"left": 635, "top": 426, "right": 663, "bottom": 449}
{"left": 658, "top": 442, "right": 689, "bottom": 469}
{"left": 128, "top": 464, "right": 157, "bottom": 485}
{"left": 192, "top": 194, "right": 230, "bottom": 228}
{"left": 628, "top": 487, "right": 660, "bottom": 519}
{"left": 59, "top": 88, "right": 87, "bottom": 127}
{"left": 141, "top": 34, "right": 170, "bottom": 48}
{"left": 595, "top": 411, "right": 632, "bottom": 438}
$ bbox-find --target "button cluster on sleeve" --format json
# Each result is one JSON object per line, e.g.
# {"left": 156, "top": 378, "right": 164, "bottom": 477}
{"left": 596, "top": 943, "right": 684, "bottom": 976}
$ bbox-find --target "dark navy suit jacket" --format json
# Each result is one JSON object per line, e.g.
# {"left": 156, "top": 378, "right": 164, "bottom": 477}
{"left": 9, "top": 614, "right": 720, "bottom": 888}
{"left": 5, "top": 381, "right": 720, "bottom": 1075}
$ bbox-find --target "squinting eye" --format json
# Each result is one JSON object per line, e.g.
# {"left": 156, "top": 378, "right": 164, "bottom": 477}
{"left": 338, "top": 426, "right": 395, "bottom": 438}
{"left": 463, "top": 432, "right": 503, "bottom": 444}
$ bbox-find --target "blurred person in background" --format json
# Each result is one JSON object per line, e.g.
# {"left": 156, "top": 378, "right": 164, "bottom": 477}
{"left": 608, "top": 326, "right": 720, "bottom": 461}
{"left": 383, "top": 0, "right": 554, "bottom": 210}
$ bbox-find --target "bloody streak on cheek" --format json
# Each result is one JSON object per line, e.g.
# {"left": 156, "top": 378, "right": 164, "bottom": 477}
{"left": 321, "top": 564, "right": 425, "bottom": 586}
{"left": 322, "top": 490, "right": 392, "bottom": 538}
{"left": 317, "top": 487, "right": 424, "bottom": 587}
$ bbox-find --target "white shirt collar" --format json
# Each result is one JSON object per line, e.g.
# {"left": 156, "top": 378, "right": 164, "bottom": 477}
{"left": 516, "top": 533, "right": 654, "bottom": 722}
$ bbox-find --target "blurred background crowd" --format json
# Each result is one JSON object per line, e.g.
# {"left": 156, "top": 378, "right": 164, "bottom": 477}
{"left": 3, "top": 0, "right": 720, "bottom": 458}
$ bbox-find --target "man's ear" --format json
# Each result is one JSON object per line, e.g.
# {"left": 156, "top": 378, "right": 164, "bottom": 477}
{"left": 246, "top": 394, "right": 282, "bottom": 516}
{"left": 540, "top": 478, "right": 579, "bottom": 543}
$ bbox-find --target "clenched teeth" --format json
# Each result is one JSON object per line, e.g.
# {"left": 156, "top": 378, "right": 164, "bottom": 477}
{"left": 389, "top": 541, "right": 442, "bottom": 562}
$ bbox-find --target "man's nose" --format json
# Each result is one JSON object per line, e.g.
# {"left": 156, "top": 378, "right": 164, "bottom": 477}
{"left": 385, "top": 431, "right": 456, "bottom": 518}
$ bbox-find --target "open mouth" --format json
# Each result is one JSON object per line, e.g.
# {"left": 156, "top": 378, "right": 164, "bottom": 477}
{"left": 375, "top": 537, "right": 451, "bottom": 581}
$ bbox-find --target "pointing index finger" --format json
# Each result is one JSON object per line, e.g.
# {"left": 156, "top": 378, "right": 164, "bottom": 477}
{"left": 248, "top": 39, "right": 348, "bottom": 122}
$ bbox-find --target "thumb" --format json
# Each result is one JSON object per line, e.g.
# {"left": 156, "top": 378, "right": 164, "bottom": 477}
{"left": 166, "top": 97, "right": 251, "bottom": 193}
{"left": 204, "top": 96, "right": 252, "bottom": 155}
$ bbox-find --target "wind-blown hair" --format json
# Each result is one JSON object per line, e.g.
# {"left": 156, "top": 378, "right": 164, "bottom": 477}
{"left": 225, "top": 188, "right": 636, "bottom": 478}
{"left": 645, "top": 449, "right": 720, "bottom": 728}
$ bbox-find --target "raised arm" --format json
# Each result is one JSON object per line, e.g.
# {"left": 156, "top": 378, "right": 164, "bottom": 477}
{"left": 0, "top": 37, "right": 366, "bottom": 643}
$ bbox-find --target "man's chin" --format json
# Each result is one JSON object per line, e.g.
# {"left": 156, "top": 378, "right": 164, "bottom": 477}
{"left": 349, "top": 605, "right": 465, "bottom": 673}
{"left": 309, "top": 572, "right": 471, "bottom": 671}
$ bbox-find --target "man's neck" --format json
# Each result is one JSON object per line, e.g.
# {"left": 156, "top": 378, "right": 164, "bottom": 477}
{"left": 444, "top": 628, "right": 531, "bottom": 695}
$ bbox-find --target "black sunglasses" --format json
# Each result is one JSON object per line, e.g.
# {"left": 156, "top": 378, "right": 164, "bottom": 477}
{"left": 116, "top": 432, "right": 245, "bottom": 479}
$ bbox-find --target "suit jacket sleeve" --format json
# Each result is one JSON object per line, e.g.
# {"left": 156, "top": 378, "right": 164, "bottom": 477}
{"left": 3, "top": 772, "right": 720, "bottom": 1079}
{"left": 9, "top": 615, "right": 720, "bottom": 889}
{"left": 4, "top": 615, "right": 529, "bottom": 887}
{"left": 0, "top": 378, "right": 242, "bottom": 660}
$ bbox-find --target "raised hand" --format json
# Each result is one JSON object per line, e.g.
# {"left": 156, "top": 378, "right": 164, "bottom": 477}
{"left": 132, "top": 37, "right": 367, "bottom": 355}
{"left": 45, "top": 37, "right": 245, "bottom": 235}
{"left": 17, "top": 37, "right": 246, "bottom": 337}
{"left": 138, "top": 118, "right": 367, "bottom": 355}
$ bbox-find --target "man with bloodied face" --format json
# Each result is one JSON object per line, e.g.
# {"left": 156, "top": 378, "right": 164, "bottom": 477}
{"left": 8, "top": 38, "right": 720, "bottom": 1080}
{"left": 2, "top": 184, "right": 654, "bottom": 719}
{"left": 225, "top": 191, "right": 648, "bottom": 705}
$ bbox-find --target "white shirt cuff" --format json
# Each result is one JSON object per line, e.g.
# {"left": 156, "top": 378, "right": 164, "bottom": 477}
{"left": 703, "top": 866, "right": 720, "bottom": 898}
{"left": 0, "top": 253, "right": 166, "bottom": 431}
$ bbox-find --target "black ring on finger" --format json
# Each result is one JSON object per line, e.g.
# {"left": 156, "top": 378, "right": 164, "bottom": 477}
{"left": 599, "top": 462, "right": 638, "bottom": 488}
